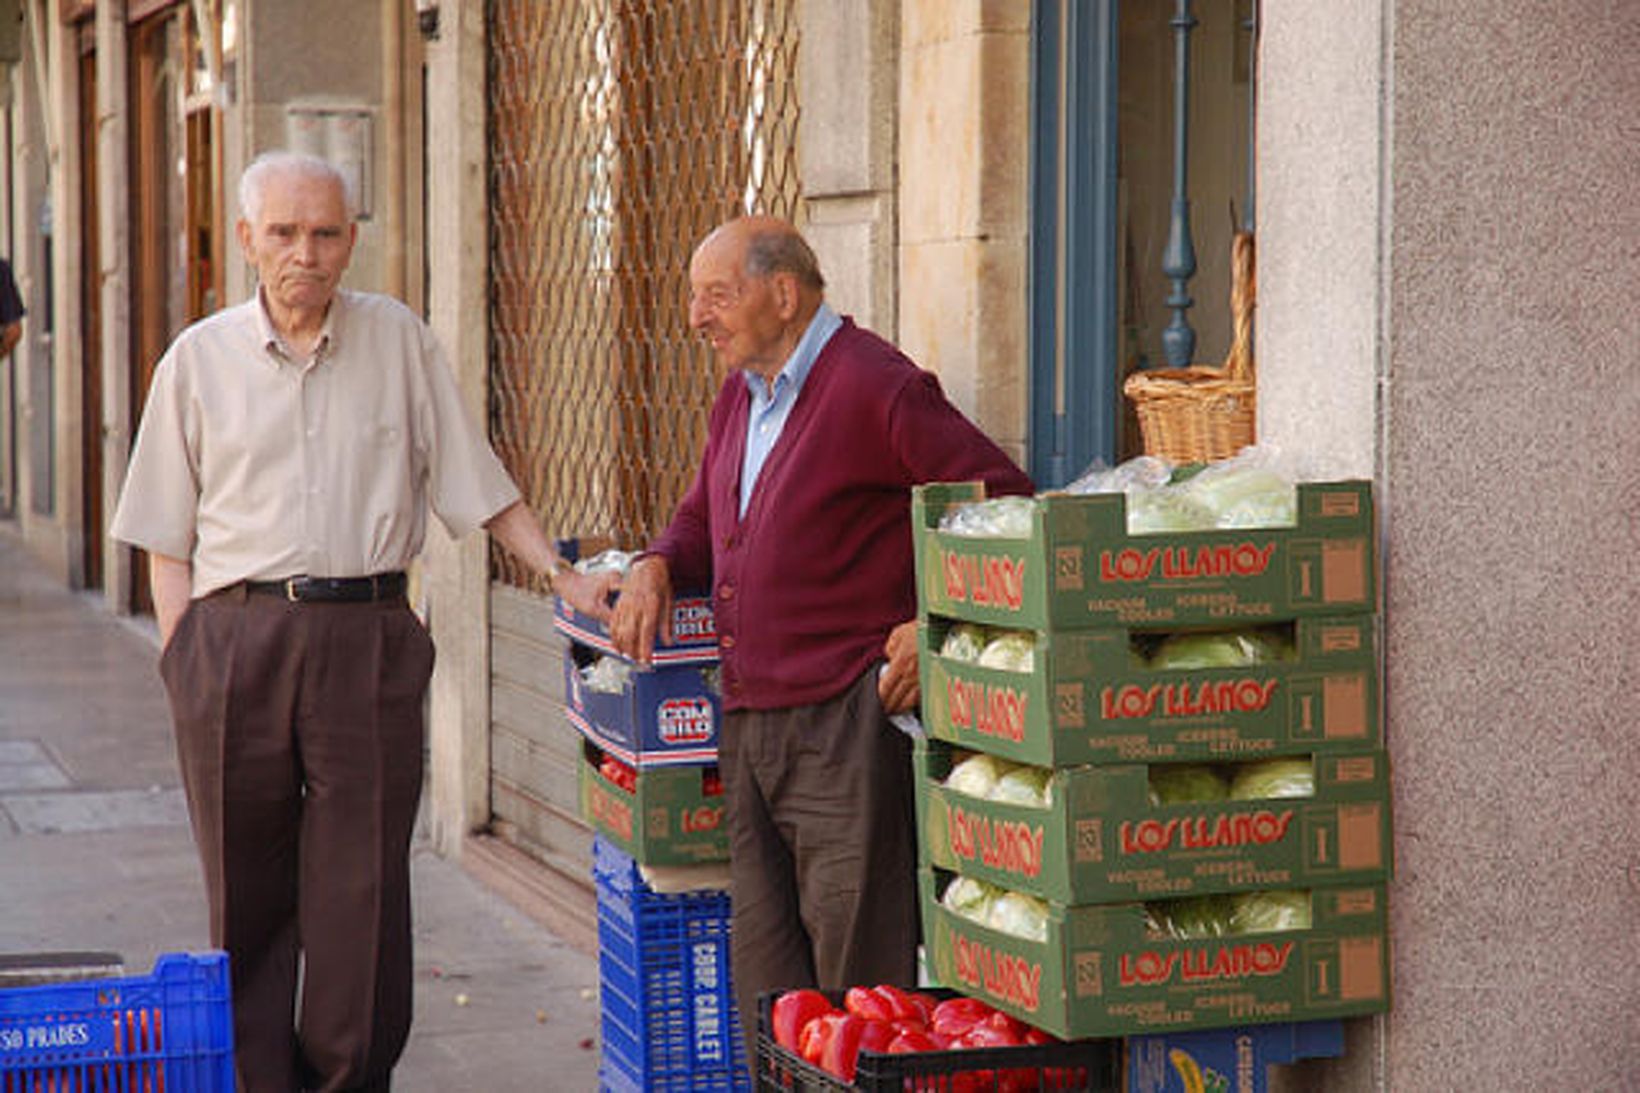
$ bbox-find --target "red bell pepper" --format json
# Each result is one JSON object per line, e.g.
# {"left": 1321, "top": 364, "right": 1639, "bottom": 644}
{"left": 857, "top": 1018, "right": 895, "bottom": 1057}
{"left": 886, "top": 1028, "right": 939, "bottom": 1054}
{"left": 799, "top": 1013, "right": 840, "bottom": 1066}
{"left": 870, "top": 983, "right": 925, "bottom": 1024}
{"left": 931, "top": 996, "right": 991, "bottom": 1039}
{"left": 819, "top": 1014, "right": 867, "bottom": 1082}
{"left": 844, "top": 985, "right": 895, "bottom": 1023}
{"left": 771, "top": 989, "right": 835, "bottom": 1053}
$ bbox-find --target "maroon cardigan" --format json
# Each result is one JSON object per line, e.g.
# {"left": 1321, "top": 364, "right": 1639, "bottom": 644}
{"left": 649, "top": 318, "right": 1033, "bottom": 711}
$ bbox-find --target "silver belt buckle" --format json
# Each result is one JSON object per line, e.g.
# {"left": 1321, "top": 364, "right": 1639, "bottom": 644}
{"left": 284, "top": 578, "right": 303, "bottom": 603}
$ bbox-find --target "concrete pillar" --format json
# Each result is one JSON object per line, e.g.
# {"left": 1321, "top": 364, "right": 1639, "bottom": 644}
{"left": 797, "top": 0, "right": 897, "bottom": 337}
{"left": 420, "top": 0, "right": 491, "bottom": 858}
{"left": 95, "top": 2, "right": 130, "bottom": 614}
{"left": 897, "top": 1, "right": 1031, "bottom": 463}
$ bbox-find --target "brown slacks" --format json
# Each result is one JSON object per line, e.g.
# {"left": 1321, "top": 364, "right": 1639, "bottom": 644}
{"left": 718, "top": 667, "right": 921, "bottom": 1070}
{"left": 159, "top": 585, "right": 434, "bottom": 1093}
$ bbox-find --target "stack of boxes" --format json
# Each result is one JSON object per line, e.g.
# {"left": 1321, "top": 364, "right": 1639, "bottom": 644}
{"left": 554, "top": 591, "right": 747, "bottom": 1090}
{"left": 909, "top": 479, "right": 1391, "bottom": 1043}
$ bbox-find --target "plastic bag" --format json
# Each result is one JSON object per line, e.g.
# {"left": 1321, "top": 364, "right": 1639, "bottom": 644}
{"left": 986, "top": 890, "right": 1051, "bottom": 942}
{"left": 1230, "top": 889, "right": 1312, "bottom": 935}
{"left": 580, "top": 656, "right": 631, "bottom": 694}
{"left": 989, "top": 764, "right": 1053, "bottom": 809}
{"left": 939, "top": 623, "right": 992, "bottom": 664}
{"left": 1065, "top": 455, "right": 1175, "bottom": 497}
{"left": 573, "top": 548, "right": 638, "bottom": 575}
{"left": 1228, "top": 757, "right": 1315, "bottom": 800}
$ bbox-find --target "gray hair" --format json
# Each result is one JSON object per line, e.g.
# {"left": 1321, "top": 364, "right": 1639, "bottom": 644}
{"left": 743, "top": 227, "right": 826, "bottom": 292}
{"left": 238, "top": 151, "right": 358, "bottom": 223}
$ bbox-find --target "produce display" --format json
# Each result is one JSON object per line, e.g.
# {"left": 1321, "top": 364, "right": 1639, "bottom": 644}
{"left": 939, "top": 876, "right": 1050, "bottom": 942}
{"left": 769, "top": 984, "right": 1064, "bottom": 1084}
{"left": 939, "top": 447, "right": 1300, "bottom": 539}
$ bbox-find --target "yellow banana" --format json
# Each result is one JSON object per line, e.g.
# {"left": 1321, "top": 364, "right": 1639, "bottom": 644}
{"left": 1169, "top": 1047, "right": 1206, "bottom": 1093}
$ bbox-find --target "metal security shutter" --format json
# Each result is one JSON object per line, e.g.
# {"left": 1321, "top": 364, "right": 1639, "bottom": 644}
{"left": 486, "top": 0, "right": 800, "bottom": 875}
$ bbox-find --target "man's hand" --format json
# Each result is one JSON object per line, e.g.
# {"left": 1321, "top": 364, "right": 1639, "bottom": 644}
{"left": 608, "top": 555, "right": 673, "bottom": 666}
{"left": 878, "top": 619, "right": 921, "bottom": 714}
{"left": 551, "top": 567, "right": 619, "bottom": 621}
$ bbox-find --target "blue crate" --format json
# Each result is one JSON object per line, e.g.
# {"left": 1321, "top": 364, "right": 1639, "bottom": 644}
{"left": 0, "top": 951, "right": 235, "bottom": 1091}
{"left": 593, "top": 836, "right": 747, "bottom": 1092}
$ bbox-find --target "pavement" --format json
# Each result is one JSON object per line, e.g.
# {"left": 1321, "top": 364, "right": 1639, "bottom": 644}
{"left": 0, "top": 528, "right": 603, "bottom": 1091}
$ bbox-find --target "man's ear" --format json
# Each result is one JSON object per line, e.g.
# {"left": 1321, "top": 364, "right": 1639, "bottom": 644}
{"left": 235, "top": 218, "right": 254, "bottom": 260}
{"left": 774, "top": 272, "right": 800, "bottom": 320}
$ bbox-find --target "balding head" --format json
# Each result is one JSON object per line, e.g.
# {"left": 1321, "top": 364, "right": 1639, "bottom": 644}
{"left": 688, "top": 216, "right": 826, "bottom": 379}
{"left": 698, "top": 217, "right": 826, "bottom": 293}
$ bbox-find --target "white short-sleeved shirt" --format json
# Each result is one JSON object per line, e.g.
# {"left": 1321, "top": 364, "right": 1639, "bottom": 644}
{"left": 111, "top": 289, "right": 521, "bottom": 597}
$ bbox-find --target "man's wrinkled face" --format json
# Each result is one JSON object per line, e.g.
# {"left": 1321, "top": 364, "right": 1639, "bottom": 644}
{"left": 687, "top": 232, "right": 786, "bottom": 376}
{"left": 237, "top": 172, "right": 356, "bottom": 318}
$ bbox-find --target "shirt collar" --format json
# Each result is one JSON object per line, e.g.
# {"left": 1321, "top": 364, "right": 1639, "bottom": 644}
{"left": 254, "top": 287, "right": 344, "bottom": 367}
{"left": 745, "top": 301, "right": 841, "bottom": 401}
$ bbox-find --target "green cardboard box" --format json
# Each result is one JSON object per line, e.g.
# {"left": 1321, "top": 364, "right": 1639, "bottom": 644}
{"left": 919, "top": 614, "right": 1379, "bottom": 765}
{"left": 578, "top": 739, "right": 728, "bottom": 866}
{"left": 916, "top": 741, "right": 1392, "bottom": 903}
{"left": 912, "top": 481, "right": 1375, "bottom": 630}
{"left": 921, "top": 869, "right": 1391, "bottom": 1040}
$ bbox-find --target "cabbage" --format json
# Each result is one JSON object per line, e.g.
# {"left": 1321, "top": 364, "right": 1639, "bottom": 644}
{"left": 946, "top": 753, "right": 1015, "bottom": 799}
{"left": 1228, "top": 757, "right": 1315, "bottom": 800}
{"left": 986, "top": 891, "right": 1051, "bottom": 942}
{"left": 977, "top": 631, "right": 1035, "bottom": 673}
{"left": 1230, "top": 889, "right": 1312, "bottom": 935}
{"left": 1148, "top": 764, "right": 1230, "bottom": 806}
{"left": 940, "top": 624, "right": 992, "bottom": 664}
{"left": 1147, "top": 894, "right": 1236, "bottom": 940}
{"left": 942, "top": 875, "right": 1001, "bottom": 924}
{"left": 1148, "top": 630, "right": 1291, "bottom": 670}
{"left": 989, "top": 764, "right": 1053, "bottom": 809}
{"left": 938, "top": 496, "right": 1036, "bottom": 539}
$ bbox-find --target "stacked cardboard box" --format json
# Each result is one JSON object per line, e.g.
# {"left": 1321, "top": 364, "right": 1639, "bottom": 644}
{"left": 909, "top": 480, "right": 1392, "bottom": 1042}
{"left": 556, "top": 594, "right": 730, "bottom": 866}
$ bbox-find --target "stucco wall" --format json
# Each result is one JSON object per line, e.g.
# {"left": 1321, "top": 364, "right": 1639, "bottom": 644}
{"left": 1261, "top": 1, "right": 1640, "bottom": 1087}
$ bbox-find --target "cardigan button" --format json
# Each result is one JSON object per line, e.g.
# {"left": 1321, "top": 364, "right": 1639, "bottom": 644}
{"left": 721, "top": 635, "right": 737, "bottom": 650}
{"left": 719, "top": 583, "right": 734, "bottom": 601}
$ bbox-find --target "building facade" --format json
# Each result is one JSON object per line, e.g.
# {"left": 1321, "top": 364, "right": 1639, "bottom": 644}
{"left": 5, "top": 1, "right": 1638, "bottom": 1087}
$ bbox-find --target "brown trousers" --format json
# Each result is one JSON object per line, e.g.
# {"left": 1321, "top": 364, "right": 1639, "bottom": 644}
{"left": 719, "top": 667, "right": 920, "bottom": 1070}
{"left": 159, "top": 585, "right": 434, "bottom": 1093}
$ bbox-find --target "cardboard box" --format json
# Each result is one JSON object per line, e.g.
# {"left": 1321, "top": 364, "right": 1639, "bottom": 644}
{"left": 553, "top": 594, "right": 719, "bottom": 665}
{"left": 579, "top": 739, "right": 728, "bottom": 866}
{"left": 912, "top": 481, "right": 1375, "bottom": 631}
{"left": 1126, "top": 1020, "right": 1345, "bottom": 1093}
{"left": 916, "top": 741, "right": 1392, "bottom": 903}
{"left": 921, "top": 870, "right": 1390, "bottom": 1040}
{"left": 919, "top": 615, "right": 1379, "bottom": 766}
{"left": 564, "top": 642, "right": 721, "bottom": 767}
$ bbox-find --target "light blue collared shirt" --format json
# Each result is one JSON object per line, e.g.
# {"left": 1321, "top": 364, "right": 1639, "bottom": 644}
{"left": 739, "top": 302, "right": 842, "bottom": 517}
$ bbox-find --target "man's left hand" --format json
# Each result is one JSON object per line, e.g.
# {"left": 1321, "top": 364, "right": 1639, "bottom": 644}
{"left": 878, "top": 619, "right": 921, "bottom": 714}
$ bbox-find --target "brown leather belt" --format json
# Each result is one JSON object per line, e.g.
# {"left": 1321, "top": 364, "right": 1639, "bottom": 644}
{"left": 243, "top": 572, "right": 408, "bottom": 603}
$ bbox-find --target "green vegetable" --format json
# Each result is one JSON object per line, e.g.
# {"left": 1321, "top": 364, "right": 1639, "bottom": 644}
{"left": 1147, "top": 894, "right": 1236, "bottom": 939}
{"left": 939, "top": 623, "right": 992, "bottom": 663}
{"left": 946, "top": 753, "right": 1015, "bottom": 799}
{"left": 1125, "top": 489, "right": 1216, "bottom": 535}
{"left": 989, "top": 764, "right": 1053, "bottom": 809}
{"left": 1148, "top": 629, "right": 1290, "bottom": 670}
{"left": 1148, "top": 764, "right": 1230, "bottom": 806}
{"left": 942, "top": 875, "right": 1001, "bottom": 924}
{"left": 976, "top": 631, "right": 1035, "bottom": 672}
{"left": 1184, "top": 466, "right": 1297, "bottom": 528}
{"left": 1228, "top": 757, "right": 1315, "bottom": 800}
{"left": 986, "top": 890, "right": 1051, "bottom": 942}
{"left": 1230, "top": 889, "right": 1312, "bottom": 934}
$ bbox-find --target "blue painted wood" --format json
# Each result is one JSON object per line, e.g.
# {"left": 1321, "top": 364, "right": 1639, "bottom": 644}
{"left": 1028, "top": 0, "right": 1120, "bottom": 488}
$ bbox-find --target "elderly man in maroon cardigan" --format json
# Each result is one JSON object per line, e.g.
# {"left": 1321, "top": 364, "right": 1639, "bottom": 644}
{"left": 610, "top": 216, "right": 1033, "bottom": 1063}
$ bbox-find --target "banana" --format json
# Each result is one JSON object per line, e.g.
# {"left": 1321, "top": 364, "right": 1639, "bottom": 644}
{"left": 1169, "top": 1047, "right": 1206, "bottom": 1093}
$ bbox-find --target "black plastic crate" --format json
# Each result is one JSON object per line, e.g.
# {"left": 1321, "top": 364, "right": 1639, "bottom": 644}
{"left": 755, "top": 988, "right": 1122, "bottom": 1092}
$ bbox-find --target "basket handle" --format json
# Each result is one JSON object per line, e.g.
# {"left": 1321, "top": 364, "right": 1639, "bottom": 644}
{"left": 1223, "top": 230, "right": 1256, "bottom": 381}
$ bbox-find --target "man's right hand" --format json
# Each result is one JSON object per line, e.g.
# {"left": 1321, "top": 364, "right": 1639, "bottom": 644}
{"left": 608, "top": 555, "right": 674, "bottom": 666}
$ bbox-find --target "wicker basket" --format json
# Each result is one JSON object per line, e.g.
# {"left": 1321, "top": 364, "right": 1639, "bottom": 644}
{"left": 1124, "top": 230, "right": 1256, "bottom": 464}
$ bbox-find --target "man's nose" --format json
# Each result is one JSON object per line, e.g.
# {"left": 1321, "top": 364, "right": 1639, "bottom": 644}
{"left": 687, "top": 297, "right": 711, "bottom": 330}
{"left": 294, "top": 233, "right": 319, "bottom": 264}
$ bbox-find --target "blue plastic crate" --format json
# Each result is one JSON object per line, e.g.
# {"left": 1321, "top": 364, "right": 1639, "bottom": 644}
{"left": 0, "top": 951, "right": 235, "bottom": 1091}
{"left": 593, "top": 836, "right": 747, "bottom": 1092}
